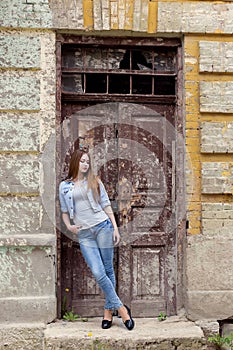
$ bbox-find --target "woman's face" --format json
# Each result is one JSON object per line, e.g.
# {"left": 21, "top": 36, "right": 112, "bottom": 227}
{"left": 79, "top": 153, "right": 90, "bottom": 175}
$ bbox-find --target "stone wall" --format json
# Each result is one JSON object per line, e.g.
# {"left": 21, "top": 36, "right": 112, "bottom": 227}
{"left": 184, "top": 34, "right": 233, "bottom": 320}
{"left": 1, "top": 0, "right": 233, "bottom": 323}
{"left": 0, "top": 23, "right": 56, "bottom": 322}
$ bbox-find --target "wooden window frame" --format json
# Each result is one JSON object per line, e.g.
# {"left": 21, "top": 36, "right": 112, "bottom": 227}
{"left": 57, "top": 35, "right": 181, "bottom": 104}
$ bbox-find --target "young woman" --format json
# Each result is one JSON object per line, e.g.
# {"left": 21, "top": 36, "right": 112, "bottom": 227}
{"left": 59, "top": 148, "right": 135, "bottom": 330}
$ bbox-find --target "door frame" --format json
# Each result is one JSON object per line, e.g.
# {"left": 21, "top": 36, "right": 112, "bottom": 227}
{"left": 55, "top": 35, "right": 185, "bottom": 318}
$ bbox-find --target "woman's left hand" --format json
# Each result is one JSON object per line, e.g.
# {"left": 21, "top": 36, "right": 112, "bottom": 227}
{"left": 113, "top": 228, "right": 121, "bottom": 246}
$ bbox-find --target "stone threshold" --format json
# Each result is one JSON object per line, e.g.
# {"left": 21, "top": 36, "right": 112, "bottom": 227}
{"left": 1, "top": 316, "right": 208, "bottom": 350}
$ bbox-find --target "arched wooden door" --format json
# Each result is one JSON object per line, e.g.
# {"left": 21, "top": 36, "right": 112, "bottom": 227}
{"left": 57, "top": 36, "right": 182, "bottom": 317}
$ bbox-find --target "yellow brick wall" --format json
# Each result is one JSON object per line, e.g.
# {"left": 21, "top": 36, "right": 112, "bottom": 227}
{"left": 184, "top": 35, "right": 233, "bottom": 235}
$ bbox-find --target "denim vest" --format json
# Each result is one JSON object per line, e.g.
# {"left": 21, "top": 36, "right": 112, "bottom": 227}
{"left": 59, "top": 179, "right": 111, "bottom": 219}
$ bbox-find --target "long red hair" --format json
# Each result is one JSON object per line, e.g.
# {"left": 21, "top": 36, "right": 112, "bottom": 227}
{"left": 67, "top": 149, "right": 100, "bottom": 201}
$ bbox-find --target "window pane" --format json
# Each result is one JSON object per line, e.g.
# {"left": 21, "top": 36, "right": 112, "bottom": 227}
{"left": 84, "top": 49, "right": 108, "bottom": 69}
{"left": 108, "top": 49, "right": 125, "bottom": 69}
{"left": 85, "top": 73, "right": 107, "bottom": 93}
{"left": 154, "top": 51, "right": 176, "bottom": 72}
{"left": 109, "top": 74, "right": 130, "bottom": 94}
{"left": 134, "top": 50, "right": 153, "bottom": 71}
{"left": 119, "top": 49, "right": 153, "bottom": 71}
{"left": 154, "top": 76, "right": 176, "bottom": 95}
{"left": 62, "top": 74, "right": 83, "bottom": 93}
{"left": 132, "top": 75, "right": 152, "bottom": 94}
{"left": 62, "top": 49, "right": 83, "bottom": 69}
{"left": 74, "top": 49, "right": 83, "bottom": 69}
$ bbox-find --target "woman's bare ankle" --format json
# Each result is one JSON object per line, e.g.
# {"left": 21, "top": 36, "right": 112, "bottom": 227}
{"left": 117, "top": 306, "right": 130, "bottom": 322}
{"left": 103, "top": 309, "right": 112, "bottom": 321}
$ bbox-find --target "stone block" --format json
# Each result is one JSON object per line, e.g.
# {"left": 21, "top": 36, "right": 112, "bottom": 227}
{"left": 102, "top": 0, "right": 111, "bottom": 30}
{"left": 186, "top": 236, "right": 233, "bottom": 290}
{"left": 0, "top": 157, "right": 39, "bottom": 193}
{"left": 201, "top": 122, "right": 233, "bottom": 153}
{"left": 0, "top": 245, "right": 55, "bottom": 298}
{"left": 140, "top": 0, "right": 149, "bottom": 32}
{"left": 195, "top": 320, "right": 219, "bottom": 338}
{"left": 93, "top": 0, "right": 104, "bottom": 30}
{"left": 0, "top": 0, "right": 52, "bottom": 29}
{"left": 37, "top": 32, "right": 56, "bottom": 148}
{"left": 202, "top": 203, "right": 233, "bottom": 236}
{"left": 0, "top": 295, "right": 56, "bottom": 323}
{"left": 200, "top": 82, "right": 233, "bottom": 113}
{"left": 0, "top": 74, "right": 40, "bottom": 111}
{"left": 201, "top": 162, "right": 233, "bottom": 194}
{"left": 0, "top": 197, "right": 41, "bottom": 234}
{"left": 0, "top": 234, "right": 56, "bottom": 248}
{"left": 186, "top": 290, "right": 233, "bottom": 321}
{"left": 133, "top": 0, "right": 143, "bottom": 32}
{"left": 44, "top": 319, "right": 206, "bottom": 350}
{"left": 0, "top": 196, "right": 55, "bottom": 236}
{"left": 222, "top": 323, "right": 233, "bottom": 337}
{"left": 0, "top": 35, "right": 40, "bottom": 68}
{"left": 158, "top": 2, "right": 233, "bottom": 34}
{"left": 0, "top": 115, "right": 40, "bottom": 152}
{"left": 49, "top": 0, "right": 83, "bottom": 30}
{"left": 199, "top": 41, "right": 233, "bottom": 73}
{"left": 0, "top": 324, "right": 44, "bottom": 350}
{"left": 186, "top": 236, "right": 233, "bottom": 320}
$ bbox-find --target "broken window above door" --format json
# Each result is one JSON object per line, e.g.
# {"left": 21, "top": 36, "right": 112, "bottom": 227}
{"left": 60, "top": 37, "right": 180, "bottom": 102}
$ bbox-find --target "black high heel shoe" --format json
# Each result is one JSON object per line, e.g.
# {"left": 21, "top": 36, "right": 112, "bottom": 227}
{"left": 102, "top": 310, "right": 113, "bottom": 329}
{"left": 101, "top": 318, "right": 112, "bottom": 329}
{"left": 123, "top": 305, "right": 135, "bottom": 331}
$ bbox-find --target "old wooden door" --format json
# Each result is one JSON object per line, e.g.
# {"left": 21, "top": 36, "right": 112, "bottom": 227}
{"left": 57, "top": 36, "right": 181, "bottom": 317}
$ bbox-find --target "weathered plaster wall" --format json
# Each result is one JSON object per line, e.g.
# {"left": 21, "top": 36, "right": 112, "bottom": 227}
{"left": 0, "top": 23, "right": 57, "bottom": 322}
{"left": 1, "top": 0, "right": 233, "bottom": 325}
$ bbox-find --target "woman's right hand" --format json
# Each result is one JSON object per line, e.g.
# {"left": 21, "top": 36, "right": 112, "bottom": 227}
{"left": 67, "top": 224, "right": 80, "bottom": 234}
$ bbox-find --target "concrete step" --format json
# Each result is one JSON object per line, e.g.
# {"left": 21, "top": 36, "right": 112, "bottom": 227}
{"left": 44, "top": 317, "right": 207, "bottom": 350}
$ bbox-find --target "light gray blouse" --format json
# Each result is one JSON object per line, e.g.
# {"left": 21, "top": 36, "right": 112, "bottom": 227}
{"left": 73, "top": 184, "right": 108, "bottom": 229}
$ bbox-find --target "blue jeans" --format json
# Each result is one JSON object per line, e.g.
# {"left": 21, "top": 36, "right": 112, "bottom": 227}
{"left": 78, "top": 219, "right": 123, "bottom": 310}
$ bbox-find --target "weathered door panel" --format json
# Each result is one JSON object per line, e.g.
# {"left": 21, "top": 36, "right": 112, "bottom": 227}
{"left": 60, "top": 102, "right": 176, "bottom": 317}
{"left": 60, "top": 103, "right": 119, "bottom": 316}
{"left": 115, "top": 103, "right": 176, "bottom": 316}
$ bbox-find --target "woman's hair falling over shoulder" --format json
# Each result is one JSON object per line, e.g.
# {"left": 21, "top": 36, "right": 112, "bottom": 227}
{"left": 67, "top": 149, "right": 100, "bottom": 201}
